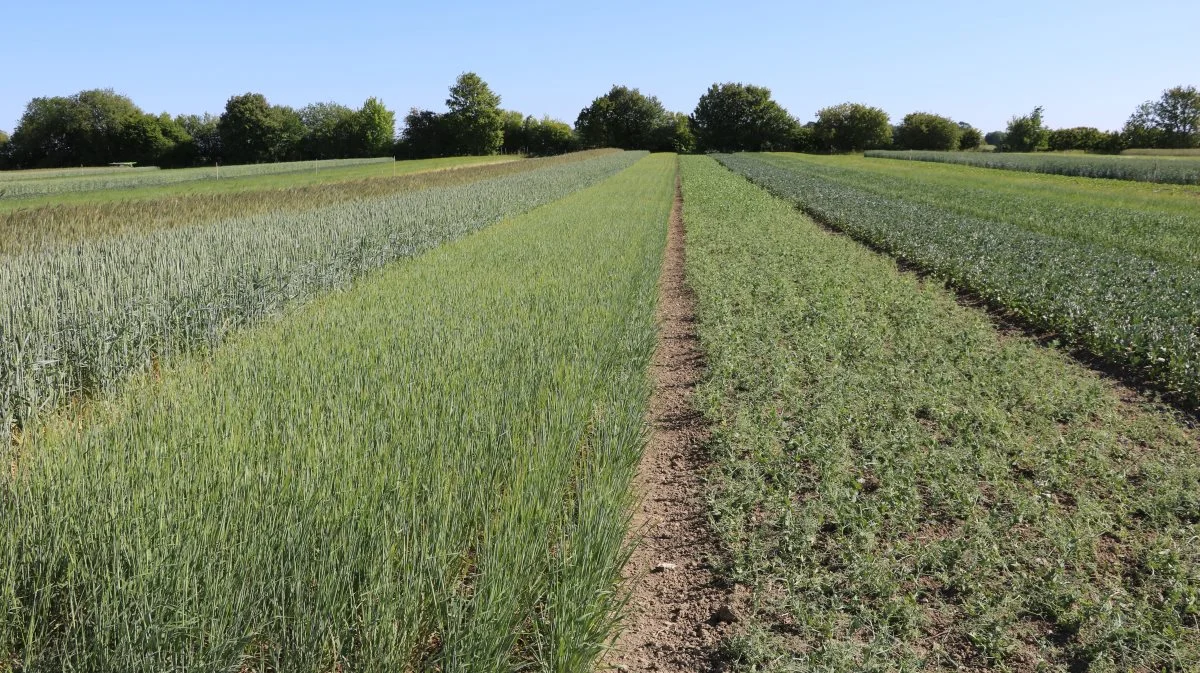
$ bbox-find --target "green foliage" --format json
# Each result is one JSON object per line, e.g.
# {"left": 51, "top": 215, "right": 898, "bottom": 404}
{"left": 1047, "top": 126, "right": 1107, "bottom": 152}
{"left": 523, "top": 116, "right": 577, "bottom": 156}
{"left": 1, "top": 153, "right": 672, "bottom": 670}
{"left": 894, "top": 112, "right": 962, "bottom": 150}
{"left": 957, "top": 123, "right": 983, "bottom": 150}
{"left": 398, "top": 108, "right": 450, "bottom": 159}
{"left": 984, "top": 130, "right": 1007, "bottom": 146}
{"left": 8, "top": 89, "right": 142, "bottom": 167}
{"left": 444, "top": 72, "right": 504, "bottom": 155}
{"left": 865, "top": 148, "right": 1200, "bottom": 184}
{"left": 217, "top": 93, "right": 303, "bottom": 164}
{"left": 812, "top": 102, "right": 892, "bottom": 153}
{"left": 0, "top": 152, "right": 641, "bottom": 429}
{"left": 682, "top": 154, "right": 1200, "bottom": 670}
{"left": 721, "top": 152, "right": 1200, "bottom": 406}
{"left": 690, "top": 82, "right": 799, "bottom": 152}
{"left": 352, "top": 97, "right": 396, "bottom": 158}
{"left": 1124, "top": 85, "right": 1200, "bottom": 149}
{"left": 574, "top": 85, "right": 671, "bottom": 150}
{"left": 500, "top": 109, "right": 526, "bottom": 154}
{"left": 299, "top": 101, "right": 356, "bottom": 159}
{"left": 176, "top": 113, "right": 221, "bottom": 164}
{"left": 1003, "top": 105, "right": 1049, "bottom": 152}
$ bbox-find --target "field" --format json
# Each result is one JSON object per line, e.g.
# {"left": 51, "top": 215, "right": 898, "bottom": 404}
{"left": 719, "top": 153, "right": 1200, "bottom": 406}
{"left": 3, "top": 147, "right": 1200, "bottom": 673}
{"left": 866, "top": 149, "right": 1200, "bottom": 184}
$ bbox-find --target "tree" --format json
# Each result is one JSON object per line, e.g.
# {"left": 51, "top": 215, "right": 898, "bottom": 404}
{"left": 500, "top": 109, "right": 527, "bottom": 154}
{"left": 1047, "top": 127, "right": 1106, "bottom": 152}
{"left": 1003, "top": 106, "right": 1049, "bottom": 152}
{"left": 352, "top": 97, "right": 395, "bottom": 157}
{"left": 691, "top": 82, "right": 799, "bottom": 152}
{"left": 984, "top": 130, "right": 1007, "bottom": 147}
{"left": 575, "top": 85, "right": 669, "bottom": 150}
{"left": 118, "top": 112, "right": 191, "bottom": 166}
{"left": 0, "top": 130, "right": 10, "bottom": 169}
{"left": 218, "top": 93, "right": 276, "bottom": 164}
{"left": 1122, "top": 86, "right": 1200, "bottom": 149}
{"left": 176, "top": 113, "right": 221, "bottom": 164}
{"left": 654, "top": 112, "right": 696, "bottom": 153}
{"left": 218, "top": 93, "right": 304, "bottom": 164}
{"left": 8, "top": 89, "right": 144, "bottom": 167}
{"left": 894, "top": 112, "right": 961, "bottom": 151}
{"left": 958, "top": 123, "right": 983, "bottom": 150}
{"left": 524, "top": 116, "right": 577, "bottom": 156}
{"left": 299, "top": 102, "right": 356, "bottom": 159}
{"left": 444, "top": 72, "right": 504, "bottom": 155}
{"left": 398, "top": 108, "right": 450, "bottom": 159}
{"left": 812, "top": 103, "right": 891, "bottom": 153}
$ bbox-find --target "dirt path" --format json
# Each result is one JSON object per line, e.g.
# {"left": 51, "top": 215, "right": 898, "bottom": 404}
{"left": 603, "top": 169, "right": 740, "bottom": 672}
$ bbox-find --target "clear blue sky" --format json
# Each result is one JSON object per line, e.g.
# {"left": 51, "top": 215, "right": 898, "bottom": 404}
{"left": 3, "top": 0, "right": 1197, "bottom": 136}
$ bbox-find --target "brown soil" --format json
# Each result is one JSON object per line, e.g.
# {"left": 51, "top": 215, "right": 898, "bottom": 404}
{"left": 603, "top": 169, "right": 740, "bottom": 672}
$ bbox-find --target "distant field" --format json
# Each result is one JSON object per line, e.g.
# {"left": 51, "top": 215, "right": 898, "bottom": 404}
{"left": 866, "top": 149, "right": 1200, "bottom": 184}
{"left": 0, "top": 164, "right": 161, "bottom": 181}
{"left": 0, "top": 151, "right": 610, "bottom": 255}
{"left": 0, "top": 155, "right": 517, "bottom": 207}
{"left": 1122, "top": 147, "right": 1200, "bottom": 157}
{"left": 723, "top": 152, "right": 1200, "bottom": 405}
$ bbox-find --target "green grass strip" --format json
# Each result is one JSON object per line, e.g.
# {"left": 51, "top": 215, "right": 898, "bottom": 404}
{"left": 681, "top": 155, "right": 1200, "bottom": 671}
{"left": 2, "top": 154, "right": 676, "bottom": 671}
{"left": 866, "top": 150, "right": 1200, "bottom": 185}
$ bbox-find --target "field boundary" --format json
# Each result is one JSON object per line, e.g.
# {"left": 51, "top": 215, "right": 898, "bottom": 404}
{"left": 605, "top": 162, "right": 742, "bottom": 672}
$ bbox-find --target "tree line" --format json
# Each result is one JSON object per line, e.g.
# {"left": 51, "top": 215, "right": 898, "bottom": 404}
{"left": 1, "top": 75, "right": 1197, "bottom": 169}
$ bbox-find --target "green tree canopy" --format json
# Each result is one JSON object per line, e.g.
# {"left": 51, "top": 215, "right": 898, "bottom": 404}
{"left": 444, "top": 72, "right": 504, "bottom": 155}
{"left": 218, "top": 93, "right": 305, "bottom": 164}
{"left": 1047, "top": 126, "right": 1107, "bottom": 152}
{"left": 299, "top": 102, "right": 356, "bottom": 159}
{"left": 958, "top": 123, "right": 983, "bottom": 150}
{"left": 984, "top": 130, "right": 1007, "bottom": 147}
{"left": 1003, "top": 106, "right": 1049, "bottom": 152}
{"left": 691, "top": 82, "right": 799, "bottom": 152}
{"left": 176, "top": 113, "right": 221, "bottom": 165}
{"left": 398, "top": 108, "right": 450, "bottom": 159}
{"left": 524, "top": 116, "right": 577, "bottom": 156}
{"left": 9, "top": 89, "right": 144, "bottom": 167}
{"left": 894, "top": 112, "right": 962, "bottom": 151}
{"left": 813, "top": 102, "right": 892, "bottom": 153}
{"left": 574, "top": 86, "right": 669, "bottom": 150}
{"left": 1122, "top": 85, "right": 1200, "bottom": 149}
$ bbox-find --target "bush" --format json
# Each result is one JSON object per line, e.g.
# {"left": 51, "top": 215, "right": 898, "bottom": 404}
{"left": 812, "top": 103, "right": 892, "bottom": 153}
{"left": 894, "top": 112, "right": 962, "bottom": 151}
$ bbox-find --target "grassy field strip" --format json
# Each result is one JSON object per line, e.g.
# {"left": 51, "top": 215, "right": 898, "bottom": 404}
{"left": 756, "top": 153, "right": 1200, "bottom": 268}
{"left": 717, "top": 153, "right": 1200, "bottom": 409}
{"left": 0, "top": 151, "right": 644, "bottom": 433}
{"left": 0, "top": 157, "right": 395, "bottom": 198}
{"left": 866, "top": 149, "right": 1200, "bottom": 185}
{"left": 681, "top": 155, "right": 1200, "bottom": 671}
{"left": 0, "top": 165, "right": 162, "bottom": 181}
{"left": 0, "top": 155, "right": 518, "bottom": 213}
{"left": 1, "top": 153, "right": 676, "bottom": 671}
{"left": 0, "top": 151, "right": 611, "bottom": 256}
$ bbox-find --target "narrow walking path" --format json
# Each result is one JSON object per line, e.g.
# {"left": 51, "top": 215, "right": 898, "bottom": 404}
{"left": 604, "top": 168, "right": 741, "bottom": 672}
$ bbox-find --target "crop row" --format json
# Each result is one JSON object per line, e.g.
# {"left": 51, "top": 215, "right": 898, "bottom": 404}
{"left": 717, "top": 153, "right": 1200, "bottom": 406}
{"left": 0, "top": 156, "right": 393, "bottom": 198}
{"left": 0, "top": 164, "right": 161, "bottom": 182}
{"left": 682, "top": 155, "right": 1200, "bottom": 670}
{"left": 0, "top": 151, "right": 644, "bottom": 430}
{"left": 865, "top": 149, "right": 1200, "bottom": 184}
{"left": 1, "top": 154, "right": 675, "bottom": 671}
{"left": 0, "top": 151, "right": 615, "bottom": 256}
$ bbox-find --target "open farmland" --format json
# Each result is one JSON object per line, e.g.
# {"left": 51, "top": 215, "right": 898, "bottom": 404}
{"left": 1, "top": 154, "right": 675, "bottom": 671}
{"left": 866, "top": 149, "right": 1200, "bottom": 184}
{"left": 0, "top": 154, "right": 516, "bottom": 211}
{"left": 0, "top": 151, "right": 641, "bottom": 431}
{"left": 0, "top": 157, "right": 397, "bottom": 199}
{"left": 681, "top": 155, "right": 1200, "bottom": 671}
{"left": 0, "top": 150, "right": 614, "bottom": 255}
{"left": 718, "top": 152, "right": 1200, "bottom": 407}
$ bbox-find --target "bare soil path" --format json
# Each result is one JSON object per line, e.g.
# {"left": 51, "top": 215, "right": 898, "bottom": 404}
{"left": 603, "top": 169, "right": 741, "bottom": 672}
